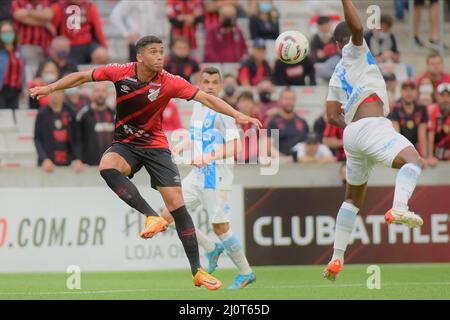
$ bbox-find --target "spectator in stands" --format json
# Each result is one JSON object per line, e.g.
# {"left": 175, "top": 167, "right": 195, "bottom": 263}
{"left": 204, "top": 5, "right": 248, "bottom": 63}
{"left": 11, "top": 0, "right": 54, "bottom": 66}
{"left": 417, "top": 76, "right": 434, "bottom": 107}
{"left": 389, "top": 81, "right": 428, "bottom": 157}
{"left": 249, "top": 0, "right": 279, "bottom": 40}
{"left": 413, "top": 0, "right": 447, "bottom": 49}
{"left": 0, "top": 21, "right": 25, "bottom": 110}
{"left": 267, "top": 88, "right": 309, "bottom": 157}
{"left": 292, "top": 132, "right": 336, "bottom": 164}
{"left": 238, "top": 38, "right": 272, "bottom": 86}
{"left": 310, "top": 16, "right": 337, "bottom": 63}
{"left": 256, "top": 78, "right": 277, "bottom": 123}
{"left": 168, "top": 0, "right": 203, "bottom": 50}
{"left": 45, "top": 36, "right": 77, "bottom": 77}
{"left": 416, "top": 52, "right": 450, "bottom": 90}
{"left": 203, "top": 0, "right": 242, "bottom": 29}
{"left": 323, "top": 122, "right": 346, "bottom": 162}
{"left": 34, "top": 90, "right": 84, "bottom": 173}
{"left": 221, "top": 73, "right": 240, "bottom": 108}
{"left": 313, "top": 114, "right": 327, "bottom": 141}
{"left": 76, "top": 82, "right": 114, "bottom": 166}
{"left": 162, "top": 101, "right": 183, "bottom": 132}
{"left": 384, "top": 72, "right": 399, "bottom": 110}
{"left": 273, "top": 55, "right": 316, "bottom": 86}
{"left": 110, "top": 0, "right": 168, "bottom": 62}
{"left": 235, "top": 90, "right": 264, "bottom": 163}
{"left": 364, "top": 13, "right": 400, "bottom": 63}
{"left": 0, "top": 1, "right": 13, "bottom": 23}
{"left": 164, "top": 38, "right": 200, "bottom": 82}
{"left": 428, "top": 83, "right": 450, "bottom": 164}
{"left": 28, "top": 59, "right": 59, "bottom": 109}
{"left": 51, "top": 0, "right": 108, "bottom": 65}
{"left": 64, "top": 86, "right": 90, "bottom": 113}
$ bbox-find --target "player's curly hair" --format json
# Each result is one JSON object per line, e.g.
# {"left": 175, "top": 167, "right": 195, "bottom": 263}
{"left": 333, "top": 21, "right": 351, "bottom": 44}
{"left": 135, "top": 35, "right": 163, "bottom": 53}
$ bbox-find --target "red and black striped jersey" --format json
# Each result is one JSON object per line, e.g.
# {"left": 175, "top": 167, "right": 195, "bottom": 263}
{"left": 11, "top": 0, "right": 53, "bottom": 51}
{"left": 323, "top": 123, "right": 346, "bottom": 161}
{"left": 3, "top": 49, "right": 24, "bottom": 90}
{"left": 92, "top": 62, "right": 199, "bottom": 149}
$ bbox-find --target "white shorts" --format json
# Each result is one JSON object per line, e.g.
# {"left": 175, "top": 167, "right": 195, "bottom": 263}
{"left": 343, "top": 117, "right": 413, "bottom": 186}
{"left": 181, "top": 176, "right": 232, "bottom": 224}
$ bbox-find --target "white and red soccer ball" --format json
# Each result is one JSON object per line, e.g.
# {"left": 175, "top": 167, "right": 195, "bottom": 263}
{"left": 275, "top": 30, "right": 310, "bottom": 64}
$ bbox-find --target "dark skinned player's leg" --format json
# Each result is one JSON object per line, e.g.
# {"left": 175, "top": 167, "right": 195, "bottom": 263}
{"left": 388, "top": 146, "right": 424, "bottom": 217}
{"left": 158, "top": 186, "right": 202, "bottom": 276}
{"left": 99, "top": 152, "right": 158, "bottom": 217}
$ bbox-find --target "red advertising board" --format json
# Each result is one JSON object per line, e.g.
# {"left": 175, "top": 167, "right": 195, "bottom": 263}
{"left": 245, "top": 186, "right": 450, "bottom": 265}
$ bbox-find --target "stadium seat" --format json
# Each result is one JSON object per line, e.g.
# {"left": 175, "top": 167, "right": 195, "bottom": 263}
{"left": 5, "top": 133, "right": 36, "bottom": 160}
{"left": 0, "top": 109, "right": 16, "bottom": 133}
{"left": 0, "top": 134, "right": 7, "bottom": 159}
{"left": 15, "top": 109, "right": 37, "bottom": 136}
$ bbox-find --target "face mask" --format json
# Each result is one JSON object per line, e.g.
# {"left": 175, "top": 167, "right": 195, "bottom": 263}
{"left": 222, "top": 17, "right": 234, "bottom": 28}
{"left": 419, "top": 84, "right": 434, "bottom": 95}
{"left": 259, "top": 2, "right": 272, "bottom": 12}
{"left": 42, "top": 73, "right": 58, "bottom": 84}
{"left": 1, "top": 32, "right": 14, "bottom": 44}
{"left": 259, "top": 91, "right": 271, "bottom": 103}
{"left": 56, "top": 50, "right": 69, "bottom": 59}
{"left": 224, "top": 84, "right": 236, "bottom": 97}
{"left": 64, "top": 87, "right": 79, "bottom": 96}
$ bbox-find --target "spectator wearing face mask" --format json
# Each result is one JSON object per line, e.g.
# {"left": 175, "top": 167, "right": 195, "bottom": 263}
{"left": 221, "top": 74, "right": 240, "bottom": 108}
{"left": 310, "top": 16, "right": 338, "bottom": 63}
{"left": 45, "top": 36, "right": 78, "bottom": 77}
{"left": 249, "top": 0, "right": 279, "bottom": 40}
{"left": 416, "top": 52, "right": 450, "bottom": 90}
{"left": 364, "top": 13, "right": 400, "bottom": 63}
{"left": 417, "top": 76, "right": 434, "bottom": 107}
{"left": 428, "top": 83, "right": 450, "bottom": 165}
{"left": 28, "top": 60, "right": 59, "bottom": 109}
{"left": 168, "top": 0, "right": 203, "bottom": 50}
{"left": 256, "top": 78, "right": 278, "bottom": 125}
{"left": 0, "top": 20, "right": 25, "bottom": 110}
{"left": 204, "top": 5, "right": 247, "bottom": 63}
{"left": 64, "top": 85, "right": 91, "bottom": 113}
{"left": 238, "top": 38, "right": 272, "bottom": 86}
{"left": 164, "top": 38, "right": 200, "bottom": 82}
{"left": 383, "top": 73, "right": 399, "bottom": 111}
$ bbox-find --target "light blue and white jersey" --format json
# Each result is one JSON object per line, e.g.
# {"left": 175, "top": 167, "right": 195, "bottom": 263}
{"left": 185, "top": 102, "right": 240, "bottom": 190}
{"left": 327, "top": 39, "right": 389, "bottom": 125}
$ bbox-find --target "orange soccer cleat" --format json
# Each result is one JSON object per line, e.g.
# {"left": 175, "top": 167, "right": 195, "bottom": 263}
{"left": 193, "top": 268, "right": 222, "bottom": 290}
{"left": 323, "top": 259, "right": 343, "bottom": 282}
{"left": 139, "top": 216, "right": 169, "bottom": 239}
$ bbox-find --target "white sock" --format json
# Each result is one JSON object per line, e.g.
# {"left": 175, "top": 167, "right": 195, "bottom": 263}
{"left": 393, "top": 163, "right": 422, "bottom": 212}
{"left": 196, "top": 228, "right": 215, "bottom": 253}
{"left": 219, "top": 230, "right": 252, "bottom": 275}
{"left": 331, "top": 202, "right": 359, "bottom": 264}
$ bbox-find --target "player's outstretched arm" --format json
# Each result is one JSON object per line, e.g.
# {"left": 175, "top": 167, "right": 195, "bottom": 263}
{"left": 29, "top": 70, "right": 94, "bottom": 100}
{"left": 193, "top": 90, "right": 263, "bottom": 128}
{"left": 341, "top": 0, "right": 364, "bottom": 46}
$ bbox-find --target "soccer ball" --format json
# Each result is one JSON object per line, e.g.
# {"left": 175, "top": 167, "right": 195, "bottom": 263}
{"left": 275, "top": 30, "right": 310, "bottom": 64}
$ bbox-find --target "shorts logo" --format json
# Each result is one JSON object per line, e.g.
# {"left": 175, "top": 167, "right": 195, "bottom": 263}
{"left": 173, "top": 175, "right": 181, "bottom": 184}
{"left": 120, "top": 85, "right": 131, "bottom": 93}
{"left": 148, "top": 88, "right": 160, "bottom": 102}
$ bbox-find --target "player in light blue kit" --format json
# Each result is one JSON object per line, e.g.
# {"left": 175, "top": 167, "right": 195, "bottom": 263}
{"left": 324, "top": 0, "right": 425, "bottom": 281}
{"left": 162, "top": 67, "right": 256, "bottom": 289}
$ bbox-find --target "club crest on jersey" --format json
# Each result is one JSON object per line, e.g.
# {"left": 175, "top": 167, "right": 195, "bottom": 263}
{"left": 148, "top": 88, "right": 160, "bottom": 102}
{"left": 120, "top": 85, "right": 131, "bottom": 93}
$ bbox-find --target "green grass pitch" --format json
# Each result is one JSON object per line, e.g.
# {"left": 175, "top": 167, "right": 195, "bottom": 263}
{"left": 1, "top": 264, "right": 449, "bottom": 300}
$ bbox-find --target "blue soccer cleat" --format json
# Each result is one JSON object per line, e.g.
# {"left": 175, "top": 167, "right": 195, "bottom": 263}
{"left": 229, "top": 272, "right": 256, "bottom": 289}
{"left": 206, "top": 243, "right": 225, "bottom": 274}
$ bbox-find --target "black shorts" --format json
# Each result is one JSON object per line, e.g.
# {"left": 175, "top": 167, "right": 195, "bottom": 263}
{"left": 105, "top": 142, "right": 181, "bottom": 190}
{"left": 414, "top": 0, "right": 438, "bottom": 6}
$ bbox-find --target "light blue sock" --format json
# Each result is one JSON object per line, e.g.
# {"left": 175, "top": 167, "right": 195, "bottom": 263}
{"left": 332, "top": 202, "right": 359, "bottom": 263}
{"left": 219, "top": 230, "right": 252, "bottom": 275}
{"left": 393, "top": 163, "right": 422, "bottom": 212}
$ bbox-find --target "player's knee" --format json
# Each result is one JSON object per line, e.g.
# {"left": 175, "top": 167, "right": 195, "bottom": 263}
{"left": 166, "top": 199, "right": 185, "bottom": 213}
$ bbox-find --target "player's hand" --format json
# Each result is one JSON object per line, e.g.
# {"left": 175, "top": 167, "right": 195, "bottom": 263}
{"left": 71, "top": 160, "right": 86, "bottom": 173}
{"left": 41, "top": 159, "right": 55, "bottom": 173}
{"left": 235, "top": 113, "right": 263, "bottom": 129}
{"left": 29, "top": 85, "right": 52, "bottom": 100}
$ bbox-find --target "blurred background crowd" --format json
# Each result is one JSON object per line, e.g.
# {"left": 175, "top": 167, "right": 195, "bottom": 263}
{"left": 0, "top": 0, "right": 449, "bottom": 179}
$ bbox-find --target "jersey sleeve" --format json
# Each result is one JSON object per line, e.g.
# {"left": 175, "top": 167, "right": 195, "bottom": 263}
{"left": 91, "top": 63, "right": 125, "bottom": 82}
{"left": 172, "top": 75, "right": 199, "bottom": 100}
{"left": 327, "top": 85, "right": 346, "bottom": 104}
